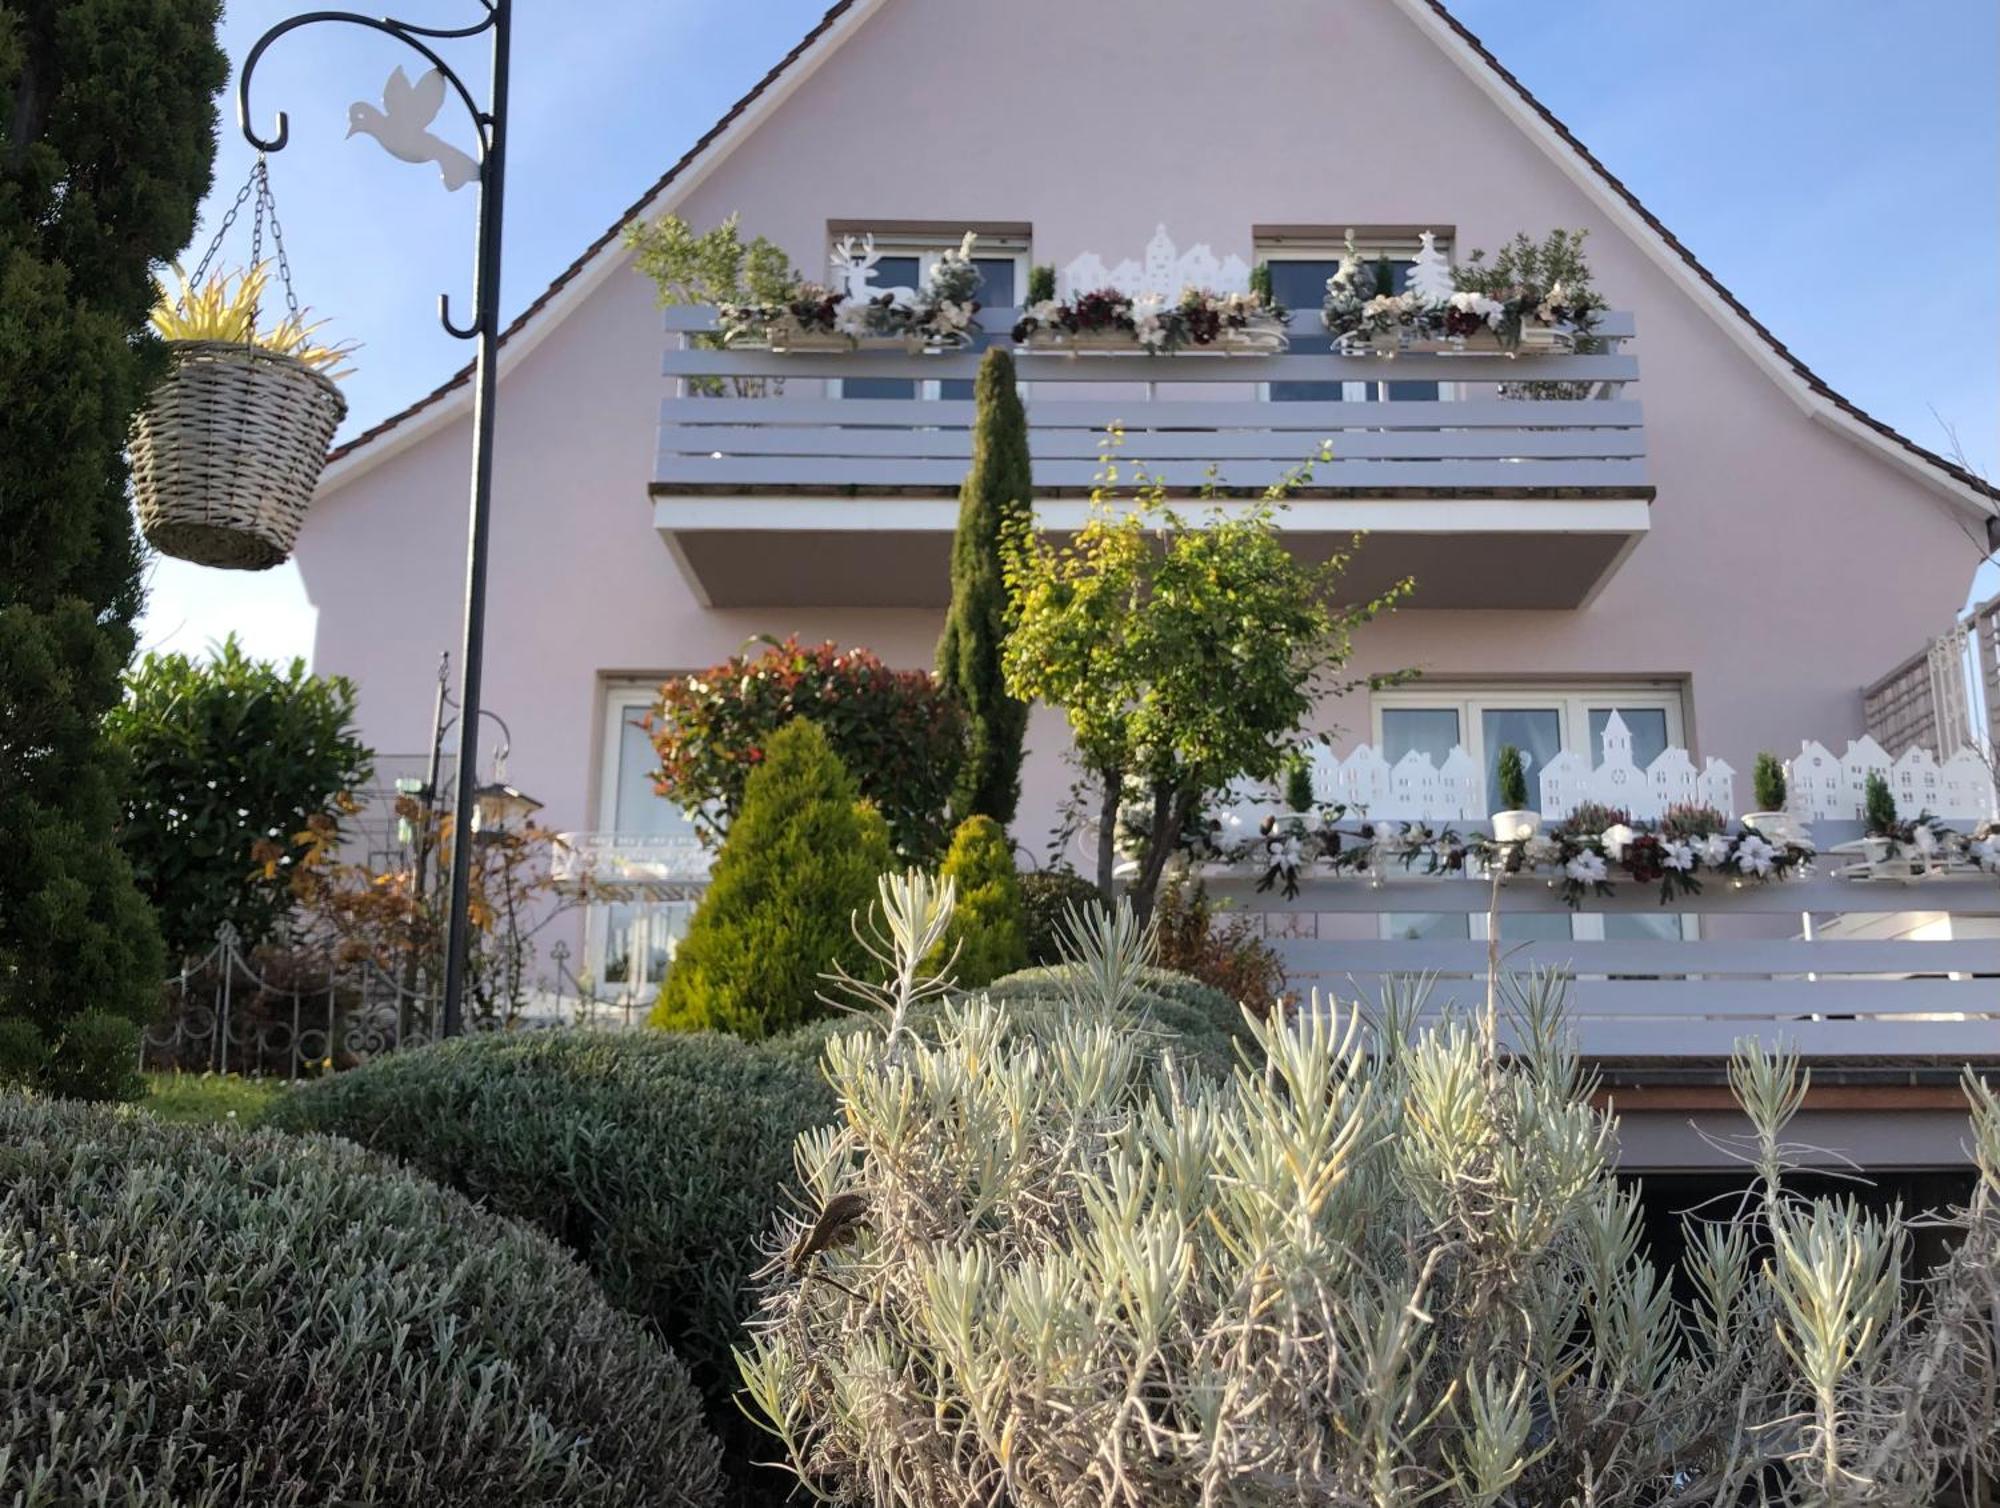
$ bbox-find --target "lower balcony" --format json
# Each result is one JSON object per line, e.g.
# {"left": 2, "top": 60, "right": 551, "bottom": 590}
{"left": 651, "top": 308, "right": 1650, "bottom": 609}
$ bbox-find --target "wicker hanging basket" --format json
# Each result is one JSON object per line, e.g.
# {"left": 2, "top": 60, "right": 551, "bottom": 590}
{"left": 130, "top": 339, "right": 348, "bottom": 571}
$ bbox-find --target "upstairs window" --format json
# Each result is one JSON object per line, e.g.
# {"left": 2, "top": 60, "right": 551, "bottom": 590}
{"left": 827, "top": 229, "right": 1028, "bottom": 402}
{"left": 1256, "top": 228, "right": 1449, "bottom": 403}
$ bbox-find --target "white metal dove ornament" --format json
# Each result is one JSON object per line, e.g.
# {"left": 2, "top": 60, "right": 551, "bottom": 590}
{"left": 347, "top": 66, "right": 478, "bottom": 192}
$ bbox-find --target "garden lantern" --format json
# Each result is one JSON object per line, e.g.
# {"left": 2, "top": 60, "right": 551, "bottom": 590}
{"left": 471, "top": 778, "right": 541, "bottom": 838}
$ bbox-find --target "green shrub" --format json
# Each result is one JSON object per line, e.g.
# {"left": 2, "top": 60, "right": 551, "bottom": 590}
{"left": 983, "top": 962, "right": 1250, "bottom": 1078}
{"left": 266, "top": 1029, "right": 833, "bottom": 1407}
{"left": 930, "top": 815, "right": 1028, "bottom": 985}
{"left": 653, "top": 719, "right": 891, "bottom": 1038}
{"left": 0, "top": 1018, "right": 41, "bottom": 1086}
{"left": 40, "top": 1007, "right": 144, "bottom": 1101}
{"left": 1753, "top": 751, "right": 1788, "bottom": 812}
{"left": 1865, "top": 770, "right": 1899, "bottom": 835}
{"left": 108, "top": 635, "right": 374, "bottom": 961}
{"left": 1017, "top": 868, "right": 1103, "bottom": 964}
{"left": 1496, "top": 742, "right": 1530, "bottom": 809}
{"left": 0, "top": 1093, "right": 722, "bottom": 1507}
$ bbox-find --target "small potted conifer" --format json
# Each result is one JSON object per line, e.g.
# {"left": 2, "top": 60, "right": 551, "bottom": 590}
{"left": 1860, "top": 771, "right": 1908, "bottom": 874}
{"left": 1743, "top": 752, "right": 1790, "bottom": 839}
{"left": 1490, "top": 744, "right": 1540, "bottom": 842}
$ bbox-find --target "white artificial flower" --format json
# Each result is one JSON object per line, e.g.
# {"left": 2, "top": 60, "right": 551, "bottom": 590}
{"left": 1600, "top": 823, "right": 1636, "bottom": 861}
{"left": 1700, "top": 833, "right": 1734, "bottom": 867}
{"left": 1972, "top": 837, "right": 2000, "bottom": 873}
{"left": 1661, "top": 839, "right": 1695, "bottom": 872}
{"left": 1912, "top": 823, "right": 1940, "bottom": 856}
{"left": 1524, "top": 836, "right": 1560, "bottom": 867}
{"left": 1565, "top": 851, "right": 1608, "bottom": 884}
{"left": 957, "top": 230, "right": 978, "bottom": 260}
{"left": 1735, "top": 834, "right": 1777, "bottom": 876}
{"left": 1371, "top": 820, "right": 1407, "bottom": 854}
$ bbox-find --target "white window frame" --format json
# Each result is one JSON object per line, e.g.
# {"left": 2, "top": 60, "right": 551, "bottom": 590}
{"left": 585, "top": 682, "right": 699, "bottom": 1001}
{"left": 1255, "top": 233, "right": 1460, "bottom": 403}
{"left": 828, "top": 233, "right": 1030, "bottom": 401}
{"left": 1370, "top": 683, "right": 1688, "bottom": 774}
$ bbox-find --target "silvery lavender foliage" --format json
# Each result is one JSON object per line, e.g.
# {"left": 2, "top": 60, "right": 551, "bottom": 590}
{"left": 743, "top": 936, "right": 2000, "bottom": 1507}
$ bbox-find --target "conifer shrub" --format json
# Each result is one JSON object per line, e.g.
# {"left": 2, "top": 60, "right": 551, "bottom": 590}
{"left": 1753, "top": 751, "right": 1789, "bottom": 812}
{"left": 1016, "top": 868, "right": 1103, "bottom": 964}
{"left": 1, "top": 1094, "right": 722, "bottom": 1507}
{"left": 652, "top": 719, "right": 890, "bottom": 1038}
{"left": 266, "top": 1028, "right": 834, "bottom": 1410}
{"left": 742, "top": 981, "right": 2000, "bottom": 1507}
{"left": 928, "top": 815, "right": 1027, "bottom": 985}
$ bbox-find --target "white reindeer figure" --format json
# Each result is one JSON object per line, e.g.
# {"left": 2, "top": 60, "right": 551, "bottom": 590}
{"left": 829, "top": 235, "right": 917, "bottom": 308}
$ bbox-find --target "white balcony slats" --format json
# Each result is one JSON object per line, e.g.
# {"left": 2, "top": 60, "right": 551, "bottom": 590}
{"left": 654, "top": 307, "right": 1647, "bottom": 498}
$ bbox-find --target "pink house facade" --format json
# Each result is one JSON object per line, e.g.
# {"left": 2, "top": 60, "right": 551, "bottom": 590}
{"left": 297, "top": 0, "right": 2000, "bottom": 1167}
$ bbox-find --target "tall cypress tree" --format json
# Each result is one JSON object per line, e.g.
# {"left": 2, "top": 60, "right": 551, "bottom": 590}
{"left": 937, "top": 346, "right": 1033, "bottom": 828}
{"left": 0, "top": 1, "right": 226, "bottom": 1092}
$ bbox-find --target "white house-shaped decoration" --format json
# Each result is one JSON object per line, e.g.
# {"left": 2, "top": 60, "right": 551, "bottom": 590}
{"left": 1698, "top": 758, "right": 1736, "bottom": 814}
{"left": 1646, "top": 747, "right": 1699, "bottom": 815}
{"left": 1058, "top": 225, "right": 1252, "bottom": 302}
{"left": 1437, "top": 746, "right": 1482, "bottom": 821}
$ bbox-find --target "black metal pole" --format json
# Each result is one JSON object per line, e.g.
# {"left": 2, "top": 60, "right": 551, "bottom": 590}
{"left": 438, "top": 0, "right": 510, "bottom": 1038}
{"left": 239, "top": 0, "right": 515, "bottom": 1041}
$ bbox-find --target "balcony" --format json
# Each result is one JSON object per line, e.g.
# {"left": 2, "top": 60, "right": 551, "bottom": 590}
{"left": 550, "top": 831, "right": 712, "bottom": 900}
{"left": 652, "top": 308, "right": 1650, "bottom": 609}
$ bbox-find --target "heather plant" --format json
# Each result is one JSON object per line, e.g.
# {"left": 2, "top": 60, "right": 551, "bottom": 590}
{"left": 2, "top": 1094, "right": 722, "bottom": 1507}
{"left": 741, "top": 963, "right": 2000, "bottom": 1507}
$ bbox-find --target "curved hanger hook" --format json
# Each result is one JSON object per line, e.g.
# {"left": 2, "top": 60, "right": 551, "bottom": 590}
{"left": 237, "top": 8, "right": 496, "bottom": 159}
{"left": 438, "top": 291, "right": 482, "bottom": 341}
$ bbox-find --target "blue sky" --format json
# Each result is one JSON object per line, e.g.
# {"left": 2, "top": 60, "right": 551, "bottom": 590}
{"left": 138, "top": 0, "right": 1999, "bottom": 664}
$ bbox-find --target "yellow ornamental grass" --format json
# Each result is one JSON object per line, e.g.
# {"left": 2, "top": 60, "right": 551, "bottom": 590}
{"left": 150, "top": 261, "right": 356, "bottom": 378}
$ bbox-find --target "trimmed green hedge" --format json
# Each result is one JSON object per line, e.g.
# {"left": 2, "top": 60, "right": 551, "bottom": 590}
{"left": 0, "top": 1093, "right": 721, "bottom": 1507}
{"left": 265, "top": 1030, "right": 834, "bottom": 1404}
{"left": 772, "top": 964, "right": 1252, "bottom": 1079}
{"left": 1016, "top": 869, "right": 1102, "bottom": 965}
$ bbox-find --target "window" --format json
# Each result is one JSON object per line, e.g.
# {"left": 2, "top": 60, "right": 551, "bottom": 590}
{"left": 1373, "top": 684, "right": 1686, "bottom": 815}
{"left": 1257, "top": 231, "right": 1446, "bottom": 403}
{"left": 587, "top": 685, "right": 700, "bottom": 1002}
{"left": 831, "top": 232, "right": 1028, "bottom": 402}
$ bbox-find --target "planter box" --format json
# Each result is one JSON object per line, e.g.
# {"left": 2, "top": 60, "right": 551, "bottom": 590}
{"left": 730, "top": 327, "right": 970, "bottom": 355}
{"left": 1018, "top": 318, "right": 1289, "bottom": 357}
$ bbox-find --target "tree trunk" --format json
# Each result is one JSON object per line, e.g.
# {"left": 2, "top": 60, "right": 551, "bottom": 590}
{"left": 1093, "top": 765, "right": 1123, "bottom": 905}
{"left": 1129, "top": 781, "right": 1201, "bottom": 931}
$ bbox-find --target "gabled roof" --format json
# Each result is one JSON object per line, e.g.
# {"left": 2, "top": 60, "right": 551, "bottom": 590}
{"left": 322, "top": 0, "right": 1996, "bottom": 516}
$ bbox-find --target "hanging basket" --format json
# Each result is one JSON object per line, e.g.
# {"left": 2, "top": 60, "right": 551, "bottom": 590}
{"left": 130, "top": 339, "right": 348, "bottom": 571}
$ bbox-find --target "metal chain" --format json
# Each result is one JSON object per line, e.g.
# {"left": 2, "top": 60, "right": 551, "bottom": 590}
{"left": 178, "top": 156, "right": 303, "bottom": 321}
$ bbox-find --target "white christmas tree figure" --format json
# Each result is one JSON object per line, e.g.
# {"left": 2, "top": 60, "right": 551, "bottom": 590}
{"left": 1407, "top": 230, "right": 1455, "bottom": 306}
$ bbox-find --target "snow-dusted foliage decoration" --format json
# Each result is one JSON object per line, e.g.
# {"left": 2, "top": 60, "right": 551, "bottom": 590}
{"left": 1057, "top": 224, "right": 1252, "bottom": 303}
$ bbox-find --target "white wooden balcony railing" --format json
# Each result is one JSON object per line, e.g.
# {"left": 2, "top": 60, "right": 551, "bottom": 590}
{"left": 651, "top": 307, "right": 1650, "bottom": 609}
{"left": 551, "top": 831, "right": 712, "bottom": 900}
{"left": 1213, "top": 870, "right": 2000, "bottom": 1066}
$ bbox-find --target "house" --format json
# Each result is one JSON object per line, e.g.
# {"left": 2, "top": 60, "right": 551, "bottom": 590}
{"left": 297, "top": 0, "right": 2000, "bottom": 1172}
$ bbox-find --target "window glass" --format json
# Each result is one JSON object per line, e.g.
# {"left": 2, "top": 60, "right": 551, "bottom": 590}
{"left": 940, "top": 258, "right": 1016, "bottom": 401}
{"left": 1383, "top": 912, "right": 1470, "bottom": 941}
{"left": 1382, "top": 706, "right": 1462, "bottom": 765}
{"left": 839, "top": 253, "right": 920, "bottom": 401}
{"left": 1480, "top": 707, "right": 1563, "bottom": 812}
{"left": 1266, "top": 259, "right": 1341, "bottom": 402}
{"left": 611, "top": 707, "right": 693, "bottom": 837}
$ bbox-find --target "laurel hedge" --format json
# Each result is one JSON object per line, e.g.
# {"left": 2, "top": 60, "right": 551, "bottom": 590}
{"left": 0, "top": 1093, "right": 722, "bottom": 1507}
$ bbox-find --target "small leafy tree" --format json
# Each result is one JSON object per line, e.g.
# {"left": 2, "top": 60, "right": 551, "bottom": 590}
{"left": 1496, "top": 743, "right": 1531, "bottom": 810}
{"left": 650, "top": 636, "right": 963, "bottom": 862}
{"left": 624, "top": 211, "right": 798, "bottom": 398}
{"left": 1003, "top": 460, "right": 1407, "bottom": 920}
{"left": 937, "top": 348, "right": 1033, "bottom": 829}
{"left": 1754, "top": 751, "right": 1788, "bottom": 812}
{"left": 652, "top": 719, "right": 890, "bottom": 1039}
{"left": 926, "top": 816, "right": 1027, "bottom": 987}
{"left": 108, "top": 636, "right": 374, "bottom": 963}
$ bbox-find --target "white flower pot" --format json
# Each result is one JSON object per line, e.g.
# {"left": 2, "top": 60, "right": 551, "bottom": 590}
{"left": 1741, "top": 811, "right": 1792, "bottom": 841}
{"left": 1491, "top": 810, "right": 1541, "bottom": 843}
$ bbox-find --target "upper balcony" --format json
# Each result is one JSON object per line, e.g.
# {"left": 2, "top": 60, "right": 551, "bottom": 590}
{"left": 651, "top": 307, "right": 1649, "bottom": 609}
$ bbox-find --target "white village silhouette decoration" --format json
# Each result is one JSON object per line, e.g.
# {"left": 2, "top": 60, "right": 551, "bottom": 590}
{"left": 1226, "top": 713, "right": 1997, "bottom": 826}
{"left": 1056, "top": 225, "right": 1253, "bottom": 302}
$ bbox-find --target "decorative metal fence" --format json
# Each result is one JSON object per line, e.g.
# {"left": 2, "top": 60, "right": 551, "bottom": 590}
{"left": 144, "top": 924, "right": 643, "bottom": 1079}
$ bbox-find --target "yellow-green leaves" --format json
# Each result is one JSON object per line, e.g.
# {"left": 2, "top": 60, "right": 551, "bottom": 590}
{"left": 149, "top": 262, "right": 356, "bottom": 377}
